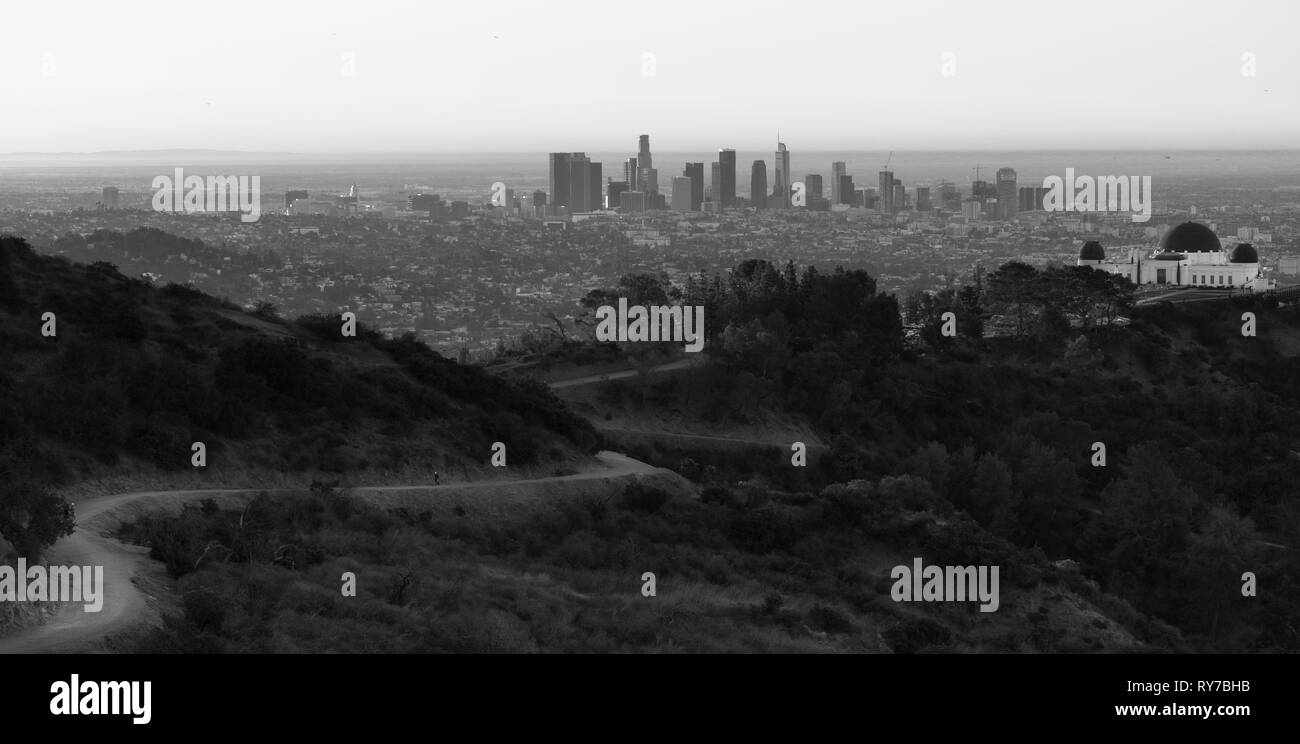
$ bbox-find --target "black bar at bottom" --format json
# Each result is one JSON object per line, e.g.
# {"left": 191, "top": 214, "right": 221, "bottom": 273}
{"left": 0, "top": 653, "right": 1282, "bottom": 734}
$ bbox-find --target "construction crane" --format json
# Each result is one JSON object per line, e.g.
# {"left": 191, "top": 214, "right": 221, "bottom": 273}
{"left": 883, "top": 151, "right": 893, "bottom": 170}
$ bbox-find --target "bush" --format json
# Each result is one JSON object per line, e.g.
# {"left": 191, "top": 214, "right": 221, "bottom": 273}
{"left": 808, "top": 604, "right": 856, "bottom": 634}
{"left": 620, "top": 483, "right": 673, "bottom": 514}
{"left": 182, "top": 587, "right": 227, "bottom": 630}
{"left": 883, "top": 617, "right": 953, "bottom": 654}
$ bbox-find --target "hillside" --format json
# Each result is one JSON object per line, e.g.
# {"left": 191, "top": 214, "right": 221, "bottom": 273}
{"left": 533, "top": 261, "right": 1300, "bottom": 651}
{"left": 0, "top": 233, "right": 600, "bottom": 563}
{"left": 4, "top": 238, "right": 1297, "bottom": 653}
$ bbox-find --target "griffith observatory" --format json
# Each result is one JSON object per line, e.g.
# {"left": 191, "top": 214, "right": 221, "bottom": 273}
{"left": 1076, "top": 221, "right": 1272, "bottom": 291}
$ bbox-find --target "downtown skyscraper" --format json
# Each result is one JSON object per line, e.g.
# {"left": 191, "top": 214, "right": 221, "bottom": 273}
{"left": 684, "top": 162, "right": 704, "bottom": 210}
{"left": 623, "top": 157, "right": 639, "bottom": 190}
{"left": 569, "top": 153, "right": 591, "bottom": 212}
{"left": 805, "top": 174, "right": 823, "bottom": 203}
{"left": 772, "top": 139, "right": 790, "bottom": 208}
{"left": 879, "top": 170, "right": 895, "bottom": 213}
{"left": 831, "top": 161, "right": 847, "bottom": 204}
{"left": 637, "top": 135, "right": 652, "bottom": 177}
{"left": 637, "top": 134, "right": 657, "bottom": 194}
{"left": 996, "top": 167, "right": 1018, "bottom": 220}
{"left": 751, "top": 160, "right": 768, "bottom": 210}
{"left": 719, "top": 148, "right": 736, "bottom": 208}
{"left": 839, "top": 174, "right": 855, "bottom": 205}
{"left": 549, "top": 152, "right": 571, "bottom": 212}
{"left": 671, "top": 176, "right": 692, "bottom": 211}
{"left": 587, "top": 160, "right": 602, "bottom": 210}
{"left": 548, "top": 152, "right": 601, "bottom": 212}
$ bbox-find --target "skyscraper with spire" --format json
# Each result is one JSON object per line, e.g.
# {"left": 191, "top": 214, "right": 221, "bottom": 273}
{"left": 773, "top": 137, "right": 790, "bottom": 208}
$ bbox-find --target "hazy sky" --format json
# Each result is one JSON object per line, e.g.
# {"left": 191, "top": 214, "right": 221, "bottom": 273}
{"left": 3, "top": 0, "right": 1297, "bottom": 153}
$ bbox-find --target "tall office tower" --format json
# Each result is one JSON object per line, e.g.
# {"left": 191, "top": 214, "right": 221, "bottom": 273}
{"left": 671, "top": 176, "right": 693, "bottom": 211}
{"left": 621, "top": 191, "right": 646, "bottom": 213}
{"left": 996, "top": 167, "right": 1017, "bottom": 220}
{"left": 643, "top": 167, "right": 659, "bottom": 195}
{"left": 805, "top": 174, "right": 823, "bottom": 202}
{"left": 608, "top": 180, "right": 630, "bottom": 209}
{"left": 1018, "top": 187, "right": 1038, "bottom": 212}
{"left": 637, "top": 134, "right": 653, "bottom": 188}
{"left": 566, "top": 153, "right": 586, "bottom": 212}
{"left": 1034, "top": 186, "right": 1049, "bottom": 211}
{"left": 565, "top": 152, "right": 592, "bottom": 212}
{"left": 972, "top": 179, "right": 997, "bottom": 200}
{"left": 624, "top": 157, "right": 639, "bottom": 189}
{"left": 773, "top": 140, "right": 790, "bottom": 207}
{"left": 831, "top": 161, "right": 847, "bottom": 204}
{"left": 751, "top": 160, "right": 768, "bottom": 210}
{"left": 719, "top": 149, "right": 736, "bottom": 207}
{"left": 549, "top": 152, "right": 571, "bottom": 210}
{"left": 838, "top": 175, "right": 855, "bottom": 204}
{"left": 710, "top": 161, "right": 721, "bottom": 204}
{"left": 893, "top": 182, "right": 906, "bottom": 211}
{"left": 589, "top": 161, "right": 602, "bottom": 210}
{"left": 937, "top": 180, "right": 960, "bottom": 210}
{"left": 878, "top": 170, "right": 895, "bottom": 213}
{"left": 101, "top": 186, "right": 119, "bottom": 210}
{"left": 916, "top": 187, "right": 931, "bottom": 212}
{"left": 684, "top": 162, "right": 705, "bottom": 210}
{"left": 962, "top": 199, "right": 982, "bottom": 220}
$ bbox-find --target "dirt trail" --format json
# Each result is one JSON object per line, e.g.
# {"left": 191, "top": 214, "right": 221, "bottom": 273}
{"left": 0, "top": 451, "right": 655, "bottom": 654}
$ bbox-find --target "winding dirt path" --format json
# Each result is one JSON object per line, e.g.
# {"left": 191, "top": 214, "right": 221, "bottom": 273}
{"left": 0, "top": 451, "right": 656, "bottom": 654}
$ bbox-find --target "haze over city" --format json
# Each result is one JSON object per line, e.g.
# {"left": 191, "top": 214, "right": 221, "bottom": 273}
{"left": 3, "top": 0, "right": 1298, "bottom": 153}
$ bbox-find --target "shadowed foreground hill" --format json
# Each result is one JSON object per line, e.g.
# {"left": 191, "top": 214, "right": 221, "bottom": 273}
{"left": 0, "top": 234, "right": 599, "bottom": 560}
